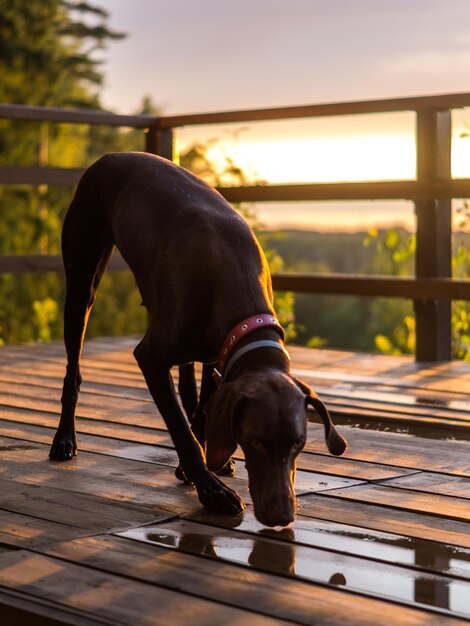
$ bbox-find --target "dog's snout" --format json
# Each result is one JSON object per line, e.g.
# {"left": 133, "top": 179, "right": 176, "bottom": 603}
{"left": 252, "top": 487, "right": 295, "bottom": 528}
{"left": 261, "top": 512, "right": 295, "bottom": 528}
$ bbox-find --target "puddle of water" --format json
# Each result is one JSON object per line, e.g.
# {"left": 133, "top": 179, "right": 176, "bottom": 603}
{"left": 189, "top": 510, "right": 470, "bottom": 580}
{"left": 328, "top": 385, "right": 470, "bottom": 413}
{"left": 114, "top": 445, "right": 179, "bottom": 466}
{"left": 311, "top": 416, "right": 470, "bottom": 442}
{"left": 233, "top": 464, "right": 362, "bottom": 494}
{"left": 117, "top": 519, "right": 470, "bottom": 618}
{"left": 293, "top": 471, "right": 362, "bottom": 494}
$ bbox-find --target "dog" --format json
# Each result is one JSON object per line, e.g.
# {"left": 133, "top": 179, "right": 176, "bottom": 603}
{"left": 50, "top": 152, "right": 347, "bottom": 527}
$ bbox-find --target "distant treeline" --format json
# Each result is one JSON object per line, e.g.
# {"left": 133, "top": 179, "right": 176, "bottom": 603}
{"left": 262, "top": 228, "right": 470, "bottom": 355}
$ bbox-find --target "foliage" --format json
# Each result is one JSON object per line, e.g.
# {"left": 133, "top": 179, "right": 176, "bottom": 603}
{"left": 0, "top": 0, "right": 134, "bottom": 343}
{"left": 363, "top": 228, "right": 415, "bottom": 355}
{"left": 452, "top": 202, "right": 470, "bottom": 359}
{"left": 263, "top": 224, "right": 470, "bottom": 359}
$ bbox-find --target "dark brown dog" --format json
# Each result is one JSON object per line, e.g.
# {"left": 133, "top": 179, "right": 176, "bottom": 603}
{"left": 50, "top": 152, "right": 347, "bottom": 527}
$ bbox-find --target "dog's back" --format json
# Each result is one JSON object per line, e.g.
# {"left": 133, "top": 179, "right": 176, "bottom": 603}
{"left": 63, "top": 152, "right": 274, "bottom": 357}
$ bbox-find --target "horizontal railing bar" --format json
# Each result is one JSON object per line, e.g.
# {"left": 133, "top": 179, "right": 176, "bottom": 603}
{"left": 272, "top": 274, "right": 470, "bottom": 300}
{"left": 158, "top": 91, "right": 470, "bottom": 128}
{"left": 2, "top": 256, "right": 470, "bottom": 300}
{"left": 0, "top": 103, "right": 158, "bottom": 128}
{"left": 5, "top": 166, "right": 470, "bottom": 201}
{"left": 0, "top": 166, "right": 85, "bottom": 186}
{"left": 0, "top": 254, "right": 128, "bottom": 275}
{"left": 218, "top": 179, "right": 470, "bottom": 202}
{"left": 2, "top": 93, "right": 470, "bottom": 132}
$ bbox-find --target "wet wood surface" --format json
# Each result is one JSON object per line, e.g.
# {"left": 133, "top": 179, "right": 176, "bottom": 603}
{"left": 0, "top": 337, "right": 469, "bottom": 625}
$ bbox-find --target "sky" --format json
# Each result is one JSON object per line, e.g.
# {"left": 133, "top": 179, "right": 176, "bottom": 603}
{"left": 96, "top": 0, "right": 470, "bottom": 229}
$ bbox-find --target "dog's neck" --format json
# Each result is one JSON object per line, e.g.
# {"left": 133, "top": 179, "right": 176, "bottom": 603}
{"left": 212, "top": 314, "right": 287, "bottom": 386}
{"left": 219, "top": 327, "right": 290, "bottom": 384}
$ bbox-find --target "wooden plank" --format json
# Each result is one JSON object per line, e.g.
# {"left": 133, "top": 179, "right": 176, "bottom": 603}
{"left": 43, "top": 533, "right": 470, "bottom": 626}
{"left": 293, "top": 366, "right": 470, "bottom": 398}
{"left": 0, "top": 368, "right": 150, "bottom": 402}
{"left": 0, "top": 355, "right": 146, "bottom": 387}
{"left": 0, "top": 385, "right": 162, "bottom": 428}
{"left": 286, "top": 346, "right": 470, "bottom": 394}
{"left": 0, "top": 587, "right": 109, "bottom": 626}
{"left": 0, "top": 417, "right": 415, "bottom": 482}
{"left": 319, "top": 483, "right": 470, "bottom": 522}
{"left": 0, "top": 435, "right": 363, "bottom": 513}
{"left": 6, "top": 360, "right": 458, "bottom": 434}
{"left": 305, "top": 425, "right": 470, "bottom": 476}
{"left": 0, "top": 550, "right": 281, "bottom": 626}
{"left": 297, "top": 493, "right": 470, "bottom": 548}
{"left": 0, "top": 405, "right": 171, "bottom": 445}
{"left": 5, "top": 337, "right": 470, "bottom": 397}
{"left": 0, "top": 441, "right": 224, "bottom": 517}
{"left": 377, "top": 473, "right": 470, "bottom": 499}
{"left": 0, "top": 508, "right": 91, "bottom": 549}
{"left": 0, "top": 475, "right": 169, "bottom": 532}
{"left": 0, "top": 418, "right": 176, "bottom": 462}
{"left": 319, "top": 386, "right": 470, "bottom": 417}
{"left": 115, "top": 519, "right": 470, "bottom": 621}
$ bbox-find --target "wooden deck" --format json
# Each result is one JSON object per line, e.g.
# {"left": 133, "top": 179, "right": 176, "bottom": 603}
{"left": 0, "top": 337, "right": 468, "bottom": 625}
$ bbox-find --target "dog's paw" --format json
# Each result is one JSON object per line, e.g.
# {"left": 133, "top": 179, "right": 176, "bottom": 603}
{"left": 197, "top": 472, "right": 245, "bottom": 515}
{"left": 49, "top": 431, "right": 77, "bottom": 461}
{"left": 175, "top": 464, "right": 192, "bottom": 483}
{"left": 216, "top": 458, "right": 235, "bottom": 477}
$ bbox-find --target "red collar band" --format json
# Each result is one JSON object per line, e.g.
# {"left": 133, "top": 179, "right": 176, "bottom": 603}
{"left": 212, "top": 314, "right": 285, "bottom": 384}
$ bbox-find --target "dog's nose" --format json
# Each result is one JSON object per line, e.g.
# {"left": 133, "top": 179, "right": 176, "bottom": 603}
{"left": 263, "top": 515, "right": 294, "bottom": 528}
{"left": 256, "top": 508, "right": 295, "bottom": 528}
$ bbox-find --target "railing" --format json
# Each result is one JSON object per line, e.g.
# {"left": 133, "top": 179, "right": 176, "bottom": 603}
{"left": 2, "top": 93, "right": 470, "bottom": 361}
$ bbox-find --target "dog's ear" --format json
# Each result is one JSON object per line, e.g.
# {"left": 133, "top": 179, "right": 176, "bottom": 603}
{"left": 293, "top": 377, "right": 347, "bottom": 456}
{"left": 204, "top": 382, "right": 240, "bottom": 472}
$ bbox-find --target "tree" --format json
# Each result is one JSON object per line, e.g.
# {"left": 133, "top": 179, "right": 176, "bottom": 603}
{"left": 0, "top": 1, "right": 127, "bottom": 343}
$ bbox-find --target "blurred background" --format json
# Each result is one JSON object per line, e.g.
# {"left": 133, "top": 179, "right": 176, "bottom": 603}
{"left": 1, "top": 0, "right": 470, "bottom": 358}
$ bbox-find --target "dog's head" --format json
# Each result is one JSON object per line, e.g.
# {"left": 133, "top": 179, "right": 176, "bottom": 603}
{"left": 204, "top": 370, "right": 347, "bottom": 527}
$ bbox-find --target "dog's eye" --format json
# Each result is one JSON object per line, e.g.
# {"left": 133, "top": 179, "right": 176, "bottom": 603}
{"left": 251, "top": 437, "right": 265, "bottom": 451}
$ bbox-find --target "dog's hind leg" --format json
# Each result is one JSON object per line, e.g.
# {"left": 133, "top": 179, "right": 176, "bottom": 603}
{"left": 175, "top": 363, "right": 199, "bottom": 481}
{"left": 50, "top": 193, "right": 113, "bottom": 461}
{"left": 178, "top": 363, "right": 198, "bottom": 420}
{"left": 176, "top": 363, "right": 235, "bottom": 480}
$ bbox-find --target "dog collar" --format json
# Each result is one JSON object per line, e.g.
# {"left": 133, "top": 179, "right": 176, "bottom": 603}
{"left": 212, "top": 314, "right": 285, "bottom": 385}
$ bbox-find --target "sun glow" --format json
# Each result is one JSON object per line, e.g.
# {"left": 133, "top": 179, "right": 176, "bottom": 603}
{"left": 205, "top": 134, "right": 416, "bottom": 184}
{"left": 176, "top": 109, "right": 470, "bottom": 230}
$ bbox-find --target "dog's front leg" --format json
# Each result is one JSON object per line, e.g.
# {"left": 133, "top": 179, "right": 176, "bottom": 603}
{"left": 134, "top": 341, "right": 244, "bottom": 515}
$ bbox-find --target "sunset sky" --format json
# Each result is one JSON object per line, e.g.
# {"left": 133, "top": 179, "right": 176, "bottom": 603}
{"left": 97, "top": 0, "right": 470, "bottom": 229}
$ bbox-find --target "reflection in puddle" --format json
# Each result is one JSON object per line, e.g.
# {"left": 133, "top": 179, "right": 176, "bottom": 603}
{"left": 117, "top": 519, "right": 470, "bottom": 619}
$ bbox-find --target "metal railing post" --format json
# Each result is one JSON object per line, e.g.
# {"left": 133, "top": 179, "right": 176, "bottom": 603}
{"left": 414, "top": 109, "right": 452, "bottom": 361}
